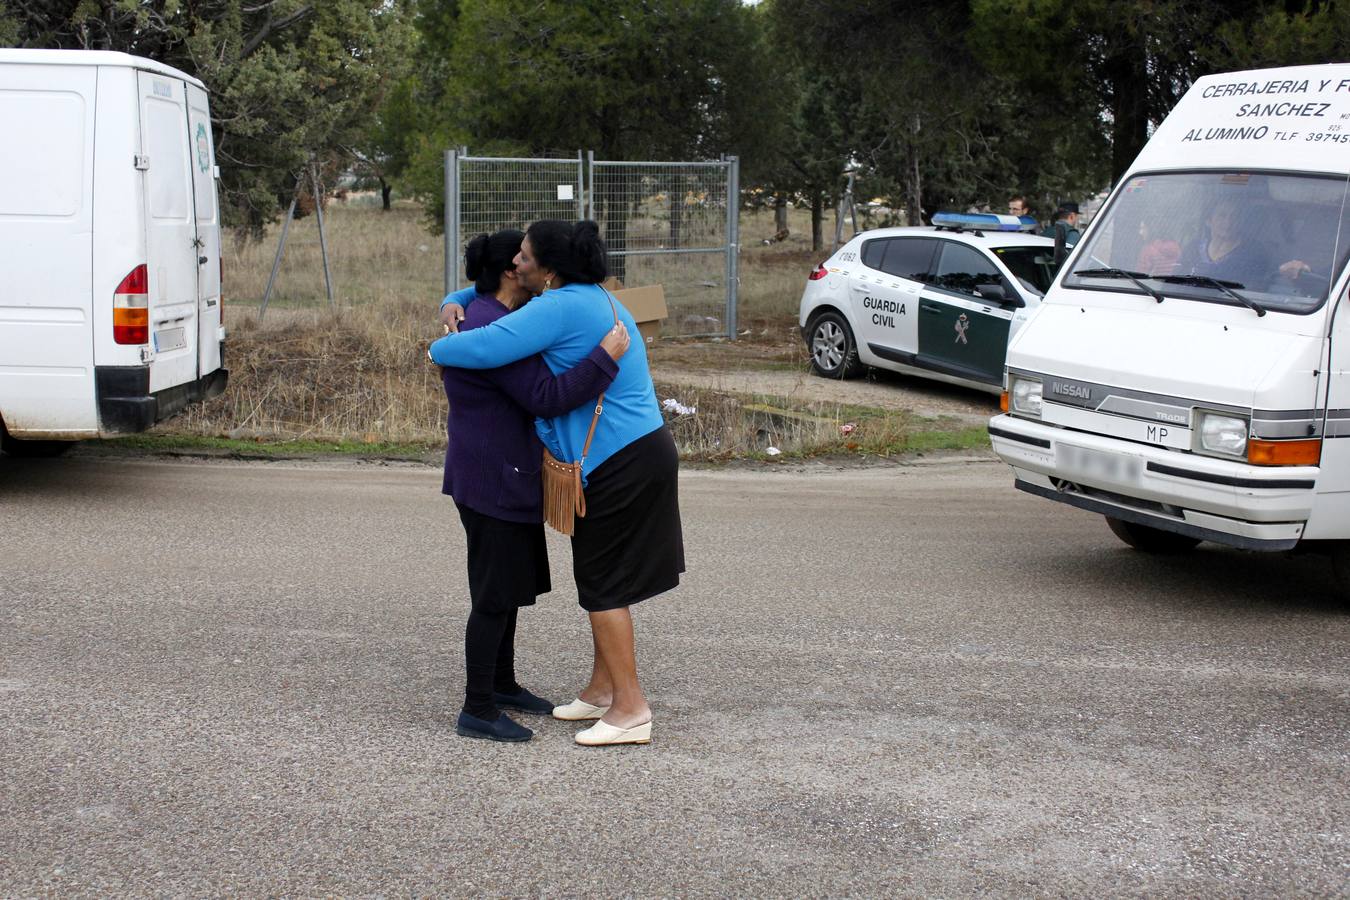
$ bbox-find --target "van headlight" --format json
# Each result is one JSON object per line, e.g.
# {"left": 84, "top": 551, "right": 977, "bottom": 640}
{"left": 1009, "top": 376, "right": 1043, "bottom": 419}
{"left": 1197, "top": 411, "right": 1249, "bottom": 458}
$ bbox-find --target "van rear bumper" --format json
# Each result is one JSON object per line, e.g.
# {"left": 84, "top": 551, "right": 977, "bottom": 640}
{"left": 96, "top": 366, "right": 229, "bottom": 434}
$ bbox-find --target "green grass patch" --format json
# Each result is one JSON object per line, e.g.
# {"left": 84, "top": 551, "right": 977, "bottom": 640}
{"left": 890, "top": 426, "right": 993, "bottom": 454}
{"left": 87, "top": 433, "right": 438, "bottom": 459}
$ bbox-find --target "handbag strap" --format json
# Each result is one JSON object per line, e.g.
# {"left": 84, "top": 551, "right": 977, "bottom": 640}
{"left": 579, "top": 290, "right": 621, "bottom": 464}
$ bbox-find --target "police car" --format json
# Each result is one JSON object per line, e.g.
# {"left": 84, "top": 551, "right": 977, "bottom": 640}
{"left": 799, "top": 213, "right": 1057, "bottom": 393}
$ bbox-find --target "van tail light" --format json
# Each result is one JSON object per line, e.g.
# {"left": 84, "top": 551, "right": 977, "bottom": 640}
{"left": 113, "top": 264, "right": 149, "bottom": 345}
{"left": 808, "top": 263, "right": 829, "bottom": 281}
{"left": 1247, "top": 437, "right": 1321, "bottom": 466}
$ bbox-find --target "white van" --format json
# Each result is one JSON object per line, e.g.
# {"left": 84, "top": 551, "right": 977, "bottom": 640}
{"left": 0, "top": 49, "right": 226, "bottom": 455}
{"left": 988, "top": 63, "right": 1350, "bottom": 585}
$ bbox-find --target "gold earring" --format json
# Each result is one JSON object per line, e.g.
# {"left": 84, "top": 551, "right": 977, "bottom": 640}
{"left": 543, "top": 277, "right": 553, "bottom": 291}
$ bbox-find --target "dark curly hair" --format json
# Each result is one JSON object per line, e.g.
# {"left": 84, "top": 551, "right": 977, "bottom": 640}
{"left": 525, "top": 219, "right": 608, "bottom": 285}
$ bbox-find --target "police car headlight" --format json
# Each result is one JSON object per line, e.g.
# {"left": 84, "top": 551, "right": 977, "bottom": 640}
{"left": 1009, "top": 376, "right": 1043, "bottom": 418}
{"left": 1197, "top": 411, "right": 1248, "bottom": 458}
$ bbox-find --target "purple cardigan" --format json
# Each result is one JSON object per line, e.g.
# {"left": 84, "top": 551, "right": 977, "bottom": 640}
{"left": 441, "top": 293, "right": 618, "bottom": 523}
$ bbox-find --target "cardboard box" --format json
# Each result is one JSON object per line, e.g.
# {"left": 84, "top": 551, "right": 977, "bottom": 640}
{"left": 602, "top": 277, "right": 667, "bottom": 346}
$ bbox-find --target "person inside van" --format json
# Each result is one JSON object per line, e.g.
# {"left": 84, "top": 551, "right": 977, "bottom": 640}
{"left": 1178, "top": 196, "right": 1325, "bottom": 293}
{"left": 1135, "top": 220, "right": 1181, "bottom": 276}
{"left": 1177, "top": 197, "right": 1273, "bottom": 287}
{"left": 1270, "top": 203, "right": 1343, "bottom": 296}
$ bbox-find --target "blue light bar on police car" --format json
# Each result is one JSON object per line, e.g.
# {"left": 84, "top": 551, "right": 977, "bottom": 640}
{"left": 932, "top": 211, "right": 1037, "bottom": 232}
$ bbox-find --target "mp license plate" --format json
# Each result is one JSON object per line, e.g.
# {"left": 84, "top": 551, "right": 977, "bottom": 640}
{"left": 1056, "top": 443, "right": 1143, "bottom": 484}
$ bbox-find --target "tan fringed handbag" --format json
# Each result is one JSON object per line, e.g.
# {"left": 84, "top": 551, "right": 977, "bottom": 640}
{"left": 541, "top": 292, "right": 619, "bottom": 536}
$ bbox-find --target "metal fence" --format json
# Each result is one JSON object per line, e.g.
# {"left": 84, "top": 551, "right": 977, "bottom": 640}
{"left": 445, "top": 150, "right": 739, "bottom": 338}
{"left": 443, "top": 152, "right": 584, "bottom": 293}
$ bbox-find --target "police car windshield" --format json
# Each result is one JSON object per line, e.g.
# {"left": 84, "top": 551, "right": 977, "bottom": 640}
{"left": 1064, "top": 171, "right": 1350, "bottom": 315}
{"left": 994, "top": 246, "right": 1056, "bottom": 295}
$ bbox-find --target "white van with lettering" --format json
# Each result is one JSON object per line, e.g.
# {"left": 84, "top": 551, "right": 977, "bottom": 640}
{"left": 0, "top": 49, "right": 226, "bottom": 456}
{"left": 988, "top": 63, "right": 1350, "bottom": 588}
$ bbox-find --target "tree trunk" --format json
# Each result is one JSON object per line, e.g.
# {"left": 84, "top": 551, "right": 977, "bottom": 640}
{"left": 1106, "top": 37, "right": 1150, "bottom": 185}
{"left": 774, "top": 193, "right": 788, "bottom": 234}
{"left": 905, "top": 144, "right": 924, "bottom": 226}
{"left": 380, "top": 179, "right": 392, "bottom": 211}
{"left": 599, "top": 186, "right": 629, "bottom": 283}
{"left": 810, "top": 191, "right": 824, "bottom": 251}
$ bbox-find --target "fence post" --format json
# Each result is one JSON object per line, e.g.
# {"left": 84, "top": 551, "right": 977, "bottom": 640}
{"left": 259, "top": 171, "right": 303, "bottom": 321}
{"left": 444, "top": 149, "right": 459, "bottom": 294}
{"left": 310, "top": 163, "right": 335, "bottom": 309}
{"left": 725, "top": 155, "right": 740, "bottom": 340}
{"left": 585, "top": 150, "right": 595, "bottom": 222}
{"left": 576, "top": 150, "right": 586, "bottom": 222}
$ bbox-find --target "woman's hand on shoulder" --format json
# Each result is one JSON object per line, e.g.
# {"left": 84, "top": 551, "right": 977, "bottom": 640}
{"left": 440, "top": 302, "right": 466, "bottom": 334}
{"left": 600, "top": 321, "right": 631, "bottom": 361}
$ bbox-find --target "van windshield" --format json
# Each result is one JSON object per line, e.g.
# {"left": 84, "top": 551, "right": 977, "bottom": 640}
{"left": 1064, "top": 171, "right": 1350, "bottom": 315}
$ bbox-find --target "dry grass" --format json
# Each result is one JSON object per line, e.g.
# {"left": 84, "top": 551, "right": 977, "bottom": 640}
{"left": 172, "top": 301, "right": 446, "bottom": 442}
{"left": 224, "top": 196, "right": 445, "bottom": 312}
{"left": 169, "top": 199, "right": 966, "bottom": 459}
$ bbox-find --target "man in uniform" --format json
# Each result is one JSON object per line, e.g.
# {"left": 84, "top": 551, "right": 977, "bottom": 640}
{"left": 1041, "top": 201, "right": 1082, "bottom": 246}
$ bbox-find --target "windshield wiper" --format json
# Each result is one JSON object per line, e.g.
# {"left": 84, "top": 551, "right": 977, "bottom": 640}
{"left": 1074, "top": 267, "right": 1166, "bottom": 303}
{"left": 1156, "top": 274, "right": 1266, "bottom": 317}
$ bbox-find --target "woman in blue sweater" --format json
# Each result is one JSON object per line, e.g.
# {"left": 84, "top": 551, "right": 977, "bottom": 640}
{"left": 439, "top": 229, "right": 629, "bottom": 743}
{"left": 431, "top": 220, "right": 684, "bottom": 747}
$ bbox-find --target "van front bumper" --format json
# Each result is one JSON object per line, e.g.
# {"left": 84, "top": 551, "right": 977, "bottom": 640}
{"left": 988, "top": 413, "right": 1315, "bottom": 551}
{"left": 96, "top": 366, "right": 229, "bottom": 435}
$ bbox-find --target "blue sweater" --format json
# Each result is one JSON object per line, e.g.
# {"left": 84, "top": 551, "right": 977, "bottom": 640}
{"left": 430, "top": 282, "right": 664, "bottom": 481}
{"left": 441, "top": 294, "right": 617, "bottom": 522}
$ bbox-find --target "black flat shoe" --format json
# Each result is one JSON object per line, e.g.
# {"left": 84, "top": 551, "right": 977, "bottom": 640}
{"left": 493, "top": 686, "right": 554, "bottom": 715}
{"left": 456, "top": 711, "right": 533, "bottom": 742}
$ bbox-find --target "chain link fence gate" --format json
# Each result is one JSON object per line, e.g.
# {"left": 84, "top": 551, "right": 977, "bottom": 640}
{"left": 445, "top": 150, "right": 739, "bottom": 339}
{"left": 443, "top": 150, "right": 585, "bottom": 294}
{"left": 588, "top": 154, "right": 738, "bottom": 339}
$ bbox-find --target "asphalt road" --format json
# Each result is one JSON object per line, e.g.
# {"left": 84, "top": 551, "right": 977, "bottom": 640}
{"left": 1, "top": 455, "right": 1346, "bottom": 897}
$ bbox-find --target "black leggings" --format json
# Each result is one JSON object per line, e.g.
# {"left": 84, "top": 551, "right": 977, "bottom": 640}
{"left": 463, "top": 606, "right": 522, "bottom": 719}
{"left": 454, "top": 503, "right": 550, "bottom": 720}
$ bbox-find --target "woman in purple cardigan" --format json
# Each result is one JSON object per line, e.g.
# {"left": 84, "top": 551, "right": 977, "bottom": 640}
{"left": 439, "top": 229, "right": 629, "bottom": 742}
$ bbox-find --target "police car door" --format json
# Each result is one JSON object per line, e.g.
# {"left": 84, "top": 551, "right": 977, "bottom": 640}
{"left": 916, "top": 241, "right": 1019, "bottom": 386}
{"left": 848, "top": 236, "right": 933, "bottom": 360}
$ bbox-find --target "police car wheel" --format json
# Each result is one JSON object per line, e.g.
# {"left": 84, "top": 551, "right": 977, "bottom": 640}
{"left": 808, "top": 311, "right": 864, "bottom": 380}
{"left": 1104, "top": 516, "right": 1200, "bottom": 554}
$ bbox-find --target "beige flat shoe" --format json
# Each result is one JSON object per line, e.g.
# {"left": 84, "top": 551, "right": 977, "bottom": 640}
{"left": 552, "top": 698, "right": 609, "bottom": 721}
{"left": 574, "top": 719, "right": 652, "bottom": 746}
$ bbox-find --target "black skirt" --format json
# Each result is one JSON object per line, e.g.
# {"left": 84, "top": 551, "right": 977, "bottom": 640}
{"left": 456, "top": 502, "right": 551, "bottom": 614}
{"left": 571, "top": 425, "right": 685, "bottom": 612}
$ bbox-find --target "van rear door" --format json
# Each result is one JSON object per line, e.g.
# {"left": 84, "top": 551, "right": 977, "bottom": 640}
{"left": 136, "top": 70, "right": 199, "bottom": 393}
{"left": 0, "top": 62, "right": 98, "bottom": 437}
{"left": 185, "top": 81, "right": 221, "bottom": 378}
